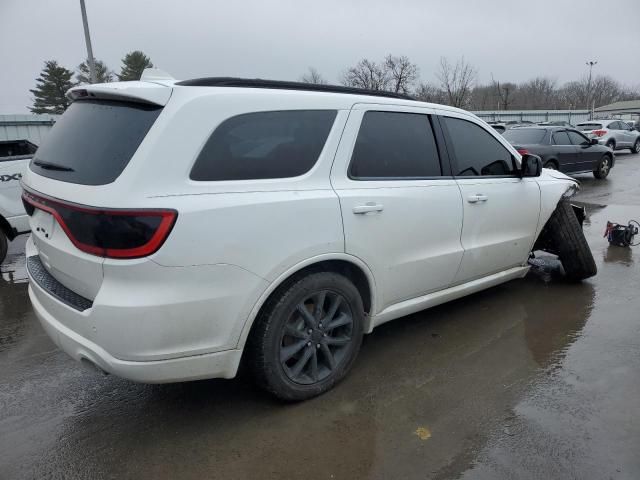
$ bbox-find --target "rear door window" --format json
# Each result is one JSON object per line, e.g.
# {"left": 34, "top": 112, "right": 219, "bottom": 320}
{"left": 30, "top": 100, "right": 162, "bottom": 185}
{"left": 190, "top": 110, "right": 336, "bottom": 181}
{"left": 442, "top": 116, "right": 516, "bottom": 176}
{"left": 349, "top": 111, "right": 442, "bottom": 179}
{"left": 552, "top": 131, "right": 572, "bottom": 145}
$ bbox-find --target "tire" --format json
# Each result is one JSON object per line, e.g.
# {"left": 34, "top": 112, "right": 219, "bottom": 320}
{"left": 632, "top": 139, "right": 640, "bottom": 154}
{"left": 247, "top": 271, "right": 364, "bottom": 401}
{"left": 605, "top": 140, "right": 615, "bottom": 151}
{"left": 544, "top": 160, "right": 558, "bottom": 170}
{"left": 593, "top": 154, "right": 612, "bottom": 179}
{"left": 0, "top": 230, "right": 7, "bottom": 265}
{"left": 545, "top": 201, "right": 597, "bottom": 282}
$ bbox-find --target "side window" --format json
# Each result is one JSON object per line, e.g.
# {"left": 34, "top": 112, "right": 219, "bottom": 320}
{"left": 552, "top": 131, "right": 572, "bottom": 145}
{"left": 567, "top": 131, "right": 589, "bottom": 146}
{"left": 609, "top": 122, "right": 621, "bottom": 130}
{"left": 349, "top": 111, "right": 442, "bottom": 179}
{"left": 442, "top": 116, "right": 515, "bottom": 176}
{"left": 190, "top": 110, "right": 337, "bottom": 181}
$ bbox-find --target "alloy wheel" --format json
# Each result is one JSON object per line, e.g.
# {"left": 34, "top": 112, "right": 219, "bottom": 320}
{"left": 279, "top": 290, "right": 354, "bottom": 385}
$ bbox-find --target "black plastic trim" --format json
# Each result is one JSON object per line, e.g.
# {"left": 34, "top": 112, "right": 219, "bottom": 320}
{"left": 175, "top": 77, "right": 414, "bottom": 100}
{"left": 27, "top": 255, "right": 93, "bottom": 312}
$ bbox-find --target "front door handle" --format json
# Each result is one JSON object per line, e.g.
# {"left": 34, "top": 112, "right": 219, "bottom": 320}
{"left": 353, "top": 203, "right": 384, "bottom": 214}
{"left": 467, "top": 194, "right": 488, "bottom": 204}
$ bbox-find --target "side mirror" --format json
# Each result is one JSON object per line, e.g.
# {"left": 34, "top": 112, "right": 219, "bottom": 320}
{"left": 590, "top": 138, "right": 598, "bottom": 145}
{"left": 521, "top": 153, "right": 542, "bottom": 178}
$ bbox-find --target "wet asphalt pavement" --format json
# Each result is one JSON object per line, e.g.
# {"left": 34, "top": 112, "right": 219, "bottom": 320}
{"left": 1, "top": 152, "right": 640, "bottom": 479}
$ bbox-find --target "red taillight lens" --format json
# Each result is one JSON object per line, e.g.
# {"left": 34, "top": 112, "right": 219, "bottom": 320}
{"left": 517, "top": 148, "right": 529, "bottom": 155}
{"left": 22, "top": 189, "right": 177, "bottom": 259}
{"left": 593, "top": 130, "right": 607, "bottom": 137}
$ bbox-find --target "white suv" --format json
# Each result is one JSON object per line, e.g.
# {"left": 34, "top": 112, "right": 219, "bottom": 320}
{"left": 576, "top": 119, "right": 640, "bottom": 153}
{"left": 22, "top": 72, "right": 596, "bottom": 400}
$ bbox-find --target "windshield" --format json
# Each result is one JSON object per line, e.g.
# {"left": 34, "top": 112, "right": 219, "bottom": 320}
{"left": 31, "top": 100, "right": 162, "bottom": 185}
{"left": 503, "top": 128, "right": 547, "bottom": 144}
{"left": 577, "top": 123, "right": 602, "bottom": 131}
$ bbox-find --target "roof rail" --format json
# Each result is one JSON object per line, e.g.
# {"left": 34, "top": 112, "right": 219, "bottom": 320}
{"left": 174, "top": 77, "right": 414, "bottom": 100}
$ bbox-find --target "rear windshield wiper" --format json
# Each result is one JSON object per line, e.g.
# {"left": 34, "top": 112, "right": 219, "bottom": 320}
{"left": 32, "top": 160, "right": 75, "bottom": 172}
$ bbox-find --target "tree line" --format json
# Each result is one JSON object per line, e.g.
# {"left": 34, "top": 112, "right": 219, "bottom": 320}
{"left": 300, "top": 55, "right": 639, "bottom": 111}
{"left": 30, "top": 51, "right": 154, "bottom": 114}
{"left": 30, "top": 51, "right": 638, "bottom": 114}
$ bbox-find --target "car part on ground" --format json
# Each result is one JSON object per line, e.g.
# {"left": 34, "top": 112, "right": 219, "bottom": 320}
{"left": 533, "top": 201, "right": 597, "bottom": 281}
{"left": 604, "top": 220, "right": 639, "bottom": 247}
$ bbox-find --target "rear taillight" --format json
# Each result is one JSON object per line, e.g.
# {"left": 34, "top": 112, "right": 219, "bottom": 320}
{"left": 22, "top": 189, "right": 177, "bottom": 259}
{"left": 593, "top": 130, "right": 607, "bottom": 137}
{"left": 516, "top": 148, "right": 530, "bottom": 155}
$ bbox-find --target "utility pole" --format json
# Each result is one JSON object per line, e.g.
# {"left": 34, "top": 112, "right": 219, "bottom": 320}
{"left": 79, "top": 0, "right": 97, "bottom": 83}
{"left": 586, "top": 60, "right": 597, "bottom": 118}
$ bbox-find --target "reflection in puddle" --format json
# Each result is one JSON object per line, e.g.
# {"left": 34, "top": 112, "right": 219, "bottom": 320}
{"left": 603, "top": 245, "right": 634, "bottom": 266}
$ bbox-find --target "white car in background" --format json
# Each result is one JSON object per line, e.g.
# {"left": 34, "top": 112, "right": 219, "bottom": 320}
{"left": 576, "top": 119, "right": 640, "bottom": 153}
{"left": 21, "top": 73, "right": 597, "bottom": 400}
{"left": 0, "top": 139, "right": 34, "bottom": 263}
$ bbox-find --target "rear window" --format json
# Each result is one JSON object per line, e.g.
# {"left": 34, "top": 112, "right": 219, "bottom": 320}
{"left": 577, "top": 123, "right": 602, "bottom": 131}
{"left": 503, "top": 128, "right": 547, "bottom": 145}
{"left": 190, "top": 110, "right": 337, "bottom": 181}
{"left": 30, "top": 100, "right": 162, "bottom": 185}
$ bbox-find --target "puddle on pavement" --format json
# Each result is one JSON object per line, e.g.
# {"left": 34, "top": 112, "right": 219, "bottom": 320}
{"left": 1, "top": 205, "right": 639, "bottom": 480}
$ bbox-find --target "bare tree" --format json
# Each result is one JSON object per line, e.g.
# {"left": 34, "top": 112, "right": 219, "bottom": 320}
{"left": 384, "top": 54, "right": 418, "bottom": 94}
{"left": 342, "top": 58, "right": 391, "bottom": 91}
{"left": 299, "top": 67, "right": 328, "bottom": 85}
{"left": 491, "top": 75, "right": 517, "bottom": 110}
{"left": 414, "top": 83, "right": 444, "bottom": 103}
{"left": 515, "top": 77, "right": 558, "bottom": 109}
{"left": 436, "top": 57, "right": 477, "bottom": 108}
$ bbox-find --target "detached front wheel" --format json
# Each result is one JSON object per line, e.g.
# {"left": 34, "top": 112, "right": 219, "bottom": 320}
{"left": 543, "top": 201, "right": 597, "bottom": 281}
{"left": 247, "top": 271, "right": 364, "bottom": 401}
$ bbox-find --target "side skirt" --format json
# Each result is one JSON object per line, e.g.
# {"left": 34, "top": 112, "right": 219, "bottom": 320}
{"left": 367, "top": 266, "right": 529, "bottom": 333}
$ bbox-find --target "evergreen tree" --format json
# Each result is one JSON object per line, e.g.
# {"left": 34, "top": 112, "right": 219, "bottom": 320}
{"left": 29, "top": 60, "right": 76, "bottom": 114}
{"left": 118, "top": 51, "right": 154, "bottom": 81}
{"left": 76, "top": 59, "right": 114, "bottom": 84}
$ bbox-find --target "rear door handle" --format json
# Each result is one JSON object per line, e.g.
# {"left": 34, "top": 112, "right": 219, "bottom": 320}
{"left": 353, "top": 203, "right": 384, "bottom": 214}
{"left": 467, "top": 194, "right": 488, "bottom": 204}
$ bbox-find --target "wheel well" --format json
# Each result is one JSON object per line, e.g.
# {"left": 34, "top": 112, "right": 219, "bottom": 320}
{"left": 0, "top": 215, "right": 16, "bottom": 241}
{"left": 269, "top": 260, "right": 373, "bottom": 315}
{"left": 544, "top": 158, "right": 558, "bottom": 168}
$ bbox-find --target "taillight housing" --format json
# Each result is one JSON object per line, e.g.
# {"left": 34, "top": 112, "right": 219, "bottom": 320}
{"left": 22, "top": 189, "right": 177, "bottom": 259}
{"left": 516, "top": 148, "right": 530, "bottom": 155}
{"left": 593, "top": 130, "right": 607, "bottom": 137}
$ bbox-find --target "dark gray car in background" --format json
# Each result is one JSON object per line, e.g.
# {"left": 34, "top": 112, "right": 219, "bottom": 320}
{"left": 503, "top": 126, "right": 615, "bottom": 179}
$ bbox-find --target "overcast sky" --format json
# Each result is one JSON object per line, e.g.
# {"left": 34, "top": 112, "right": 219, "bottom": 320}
{"left": 1, "top": 0, "right": 639, "bottom": 113}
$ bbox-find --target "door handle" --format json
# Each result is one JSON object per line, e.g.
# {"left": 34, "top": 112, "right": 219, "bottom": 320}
{"left": 353, "top": 203, "right": 384, "bottom": 214}
{"left": 467, "top": 194, "right": 488, "bottom": 204}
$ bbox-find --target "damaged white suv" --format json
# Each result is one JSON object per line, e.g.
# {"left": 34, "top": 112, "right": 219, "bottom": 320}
{"left": 22, "top": 72, "right": 596, "bottom": 400}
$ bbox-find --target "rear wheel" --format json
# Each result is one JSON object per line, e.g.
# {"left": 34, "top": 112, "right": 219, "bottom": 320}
{"left": 544, "top": 160, "right": 558, "bottom": 170}
{"left": 543, "top": 201, "right": 597, "bottom": 281}
{"left": 247, "top": 271, "right": 364, "bottom": 401}
{"left": 632, "top": 138, "right": 640, "bottom": 154}
{"left": 593, "top": 154, "right": 611, "bottom": 179}
{"left": 0, "top": 231, "right": 7, "bottom": 265}
{"left": 605, "top": 139, "right": 615, "bottom": 151}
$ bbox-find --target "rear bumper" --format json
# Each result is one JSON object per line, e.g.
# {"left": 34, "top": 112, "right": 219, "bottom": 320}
{"left": 29, "top": 283, "right": 243, "bottom": 383}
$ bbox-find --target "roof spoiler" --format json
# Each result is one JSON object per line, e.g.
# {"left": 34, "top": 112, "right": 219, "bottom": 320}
{"left": 66, "top": 71, "right": 175, "bottom": 106}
